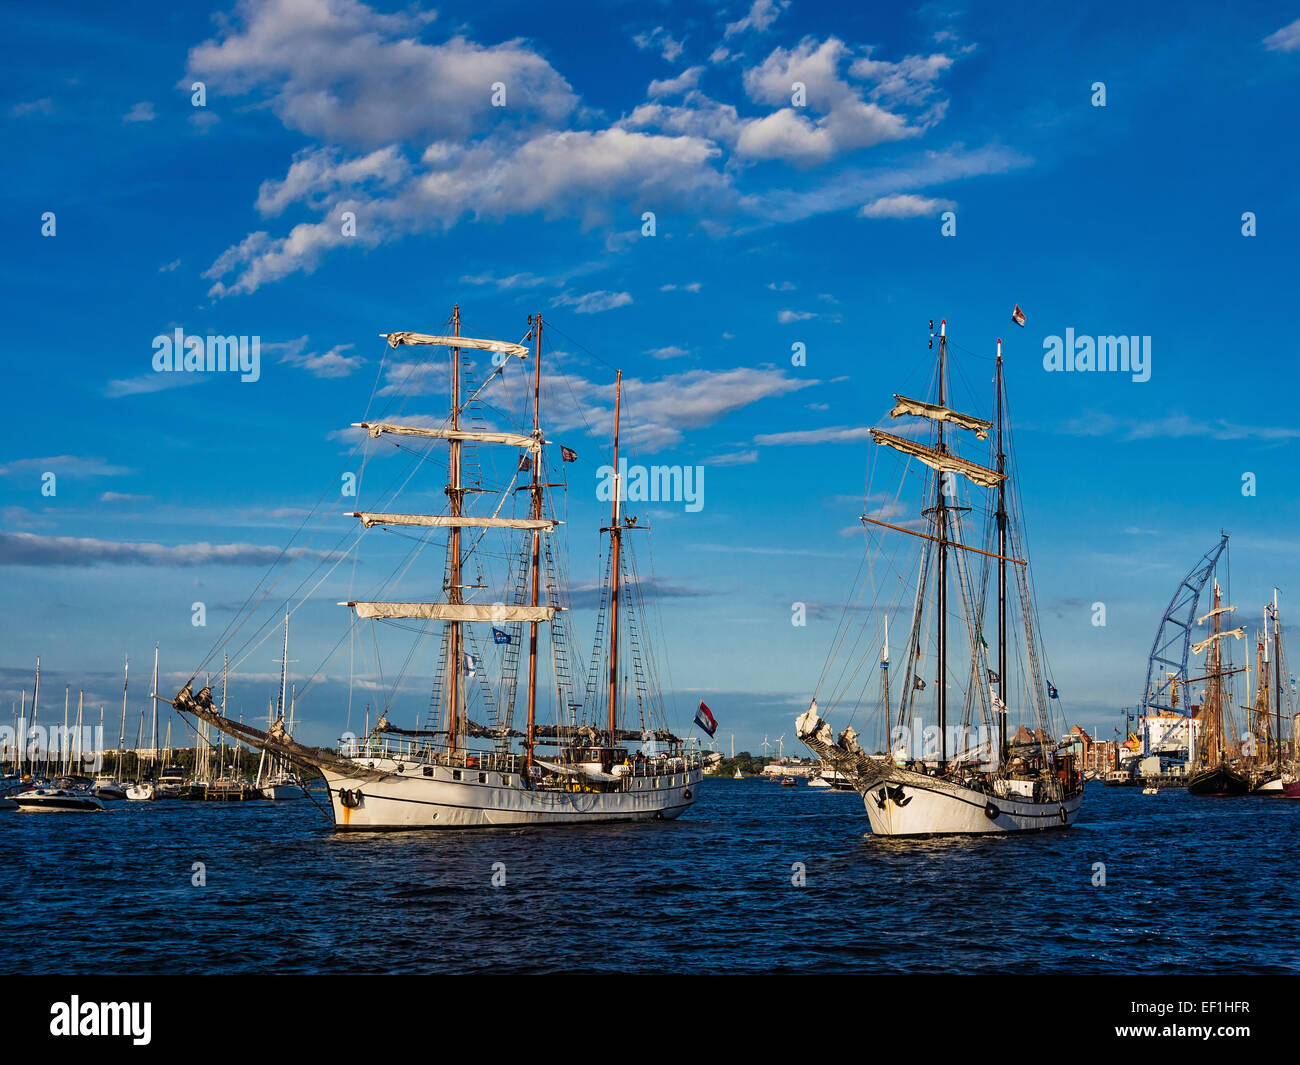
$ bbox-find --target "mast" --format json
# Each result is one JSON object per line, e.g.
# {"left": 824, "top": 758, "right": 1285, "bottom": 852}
{"left": 881, "top": 616, "right": 891, "bottom": 722}
{"left": 150, "top": 644, "right": 159, "bottom": 782}
{"left": 448, "top": 305, "right": 464, "bottom": 756}
{"left": 117, "top": 656, "right": 129, "bottom": 780}
{"left": 278, "top": 612, "right": 289, "bottom": 718}
{"left": 1274, "top": 589, "right": 1283, "bottom": 774}
{"left": 606, "top": 371, "right": 624, "bottom": 736}
{"left": 61, "top": 685, "right": 70, "bottom": 776}
{"left": 995, "top": 337, "right": 1008, "bottom": 766}
{"left": 935, "top": 320, "right": 948, "bottom": 765}
{"left": 29, "top": 657, "right": 39, "bottom": 779}
{"left": 525, "top": 313, "right": 544, "bottom": 770}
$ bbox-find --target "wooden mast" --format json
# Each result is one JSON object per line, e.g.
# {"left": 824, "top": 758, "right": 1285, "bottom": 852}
{"left": 935, "top": 320, "right": 948, "bottom": 765}
{"left": 1273, "top": 589, "right": 1283, "bottom": 774}
{"left": 448, "top": 305, "right": 463, "bottom": 755}
{"left": 995, "top": 338, "right": 1008, "bottom": 766}
{"left": 606, "top": 371, "right": 624, "bottom": 737}
{"left": 525, "top": 314, "right": 544, "bottom": 770}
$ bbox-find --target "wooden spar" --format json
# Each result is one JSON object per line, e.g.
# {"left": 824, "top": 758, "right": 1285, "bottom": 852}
{"left": 525, "top": 313, "right": 543, "bottom": 771}
{"left": 448, "top": 305, "right": 463, "bottom": 755}
{"left": 862, "top": 515, "right": 1028, "bottom": 565}
{"left": 1273, "top": 589, "right": 1283, "bottom": 772}
{"left": 995, "top": 337, "right": 1008, "bottom": 764}
{"left": 606, "top": 371, "right": 623, "bottom": 736}
{"left": 936, "top": 319, "right": 948, "bottom": 764}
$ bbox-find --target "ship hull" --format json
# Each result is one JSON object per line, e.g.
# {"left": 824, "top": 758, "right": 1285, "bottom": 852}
{"left": 858, "top": 767, "right": 1082, "bottom": 837}
{"left": 1187, "top": 765, "right": 1250, "bottom": 796}
{"left": 322, "top": 759, "right": 701, "bottom": 831}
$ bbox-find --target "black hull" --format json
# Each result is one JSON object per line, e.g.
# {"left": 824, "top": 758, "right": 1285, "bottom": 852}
{"left": 1187, "top": 766, "right": 1250, "bottom": 796}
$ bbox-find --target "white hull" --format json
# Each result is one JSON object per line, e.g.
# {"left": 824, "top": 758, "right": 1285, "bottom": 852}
{"left": 14, "top": 789, "right": 104, "bottom": 812}
{"left": 260, "top": 782, "right": 304, "bottom": 800}
{"left": 860, "top": 767, "right": 1082, "bottom": 836}
{"left": 125, "top": 783, "right": 154, "bottom": 801}
{"left": 323, "top": 758, "right": 701, "bottom": 830}
{"left": 1255, "top": 778, "right": 1284, "bottom": 793}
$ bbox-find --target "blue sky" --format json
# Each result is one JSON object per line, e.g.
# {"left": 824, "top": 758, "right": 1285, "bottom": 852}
{"left": 3, "top": 0, "right": 1299, "bottom": 755}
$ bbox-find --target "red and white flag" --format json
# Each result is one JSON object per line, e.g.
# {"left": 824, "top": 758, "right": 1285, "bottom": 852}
{"left": 1011, "top": 304, "right": 1026, "bottom": 327}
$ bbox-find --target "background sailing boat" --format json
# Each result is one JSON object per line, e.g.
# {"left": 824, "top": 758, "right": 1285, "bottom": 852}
{"left": 797, "top": 320, "right": 1083, "bottom": 836}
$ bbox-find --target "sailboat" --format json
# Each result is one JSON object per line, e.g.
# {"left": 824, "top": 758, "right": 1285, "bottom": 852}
{"left": 163, "top": 310, "right": 703, "bottom": 830}
{"left": 796, "top": 321, "right": 1084, "bottom": 836}
{"left": 126, "top": 647, "right": 159, "bottom": 801}
{"left": 255, "top": 617, "right": 305, "bottom": 800}
{"left": 1186, "top": 580, "right": 1250, "bottom": 796}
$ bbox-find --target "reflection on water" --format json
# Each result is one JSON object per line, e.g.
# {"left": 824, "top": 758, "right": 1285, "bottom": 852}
{"left": 4, "top": 780, "right": 1299, "bottom": 973}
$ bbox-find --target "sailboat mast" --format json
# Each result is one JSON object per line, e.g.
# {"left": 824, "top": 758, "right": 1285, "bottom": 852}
{"left": 881, "top": 616, "right": 891, "bottom": 722}
{"left": 150, "top": 644, "right": 159, "bottom": 781}
{"left": 278, "top": 612, "right": 289, "bottom": 717}
{"left": 525, "top": 313, "right": 544, "bottom": 769}
{"left": 935, "top": 320, "right": 948, "bottom": 765}
{"left": 448, "top": 305, "right": 464, "bottom": 755}
{"left": 606, "top": 371, "right": 624, "bottom": 735}
{"left": 117, "top": 656, "right": 128, "bottom": 780}
{"left": 995, "top": 338, "right": 1008, "bottom": 765}
{"left": 1274, "top": 589, "right": 1282, "bottom": 773}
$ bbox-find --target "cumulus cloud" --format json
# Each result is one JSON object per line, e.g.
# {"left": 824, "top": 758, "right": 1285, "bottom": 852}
{"left": 724, "top": 0, "right": 788, "bottom": 38}
{"left": 633, "top": 26, "right": 686, "bottom": 63}
{"left": 123, "top": 101, "right": 156, "bottom": 123}
{"left": 649, "top": 66, "right": 705, "bottom": 97}
{"left": 551, "top": 289, "right": 633, "bottom": 314}
{"left": 279, "top": 342, "right": 364, "bottom": 378}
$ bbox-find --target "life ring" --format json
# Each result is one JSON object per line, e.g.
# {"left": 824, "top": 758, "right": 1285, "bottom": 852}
{"left": 1058, "top": 806, "right": 1068, "bottom": 824}
{"left": 984, "top": 802, "right": 1000, "bottom": 820}
{"left": 338, "top": 788, "right": 362, "bottom": 809}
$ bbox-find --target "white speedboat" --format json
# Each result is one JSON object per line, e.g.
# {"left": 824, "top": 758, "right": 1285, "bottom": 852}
{"left": 91, "top": 777, "right": 127, "bottom": 800}
{"left": 14, "top": 787, "right": 104, "bottom": 811}
{"left": 807, "top": 775, "right": 832, "bottom": 788}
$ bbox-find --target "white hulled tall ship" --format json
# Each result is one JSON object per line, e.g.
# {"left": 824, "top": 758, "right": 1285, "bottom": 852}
{"left": 166, "top": 308, "right": 703, "bottom": 830}
{"left": 796, "top": 319, "right": 1084, "bottom": 836}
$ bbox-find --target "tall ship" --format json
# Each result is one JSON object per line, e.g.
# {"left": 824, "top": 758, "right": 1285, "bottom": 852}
{"left": 796, "top": 320, "right": 1083, "bottom": 835}
{"left": 165, "top": 309, "right": 703, "bottom": 829}
{"left": 1185, "top": 580, "right": 1249, "bottom": 796}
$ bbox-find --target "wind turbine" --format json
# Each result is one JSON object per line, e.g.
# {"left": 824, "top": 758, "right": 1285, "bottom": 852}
{"left": 760, "top": 735, "right": 772, "bottom": 757}
{"left": 777, "top": 734, "right": 786, "bottom": 761}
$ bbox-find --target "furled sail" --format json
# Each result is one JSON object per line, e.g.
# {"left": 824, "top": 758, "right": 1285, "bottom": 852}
{"left": 870, "top": 429, "right": 1005, "bottom": 488}
{"left": 349, "top": 512, "right": 560, "bottom": 531}
{"left": 1191, "top": 627, "right": 1246, "bottom": 655}
{"left": 381, "top": 332, "right": 530, "bottom": 360}
{"left": 343, "top": 602, "right": 558, "bottom": 622}
{"left": 354, "top": 422, "right": 542, "bottom": 450}
{"left": 1197, "top": 604, "right": 1237, "bottom": 625}
{"left": 890, "top": 395, "right": 993, "bottom": 440}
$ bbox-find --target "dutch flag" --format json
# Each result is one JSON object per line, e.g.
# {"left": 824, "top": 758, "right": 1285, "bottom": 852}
{"left": 694, "top": 701, "right": 718, "bottom": 736}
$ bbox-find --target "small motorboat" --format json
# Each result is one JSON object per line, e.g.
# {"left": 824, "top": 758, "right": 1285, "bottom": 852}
{"left": 14, "top": 787, "right": 104, "bottom": 811}
{"left": 780, "top": 777, "right": 796, "bottom": 787}
{"left": 91, "top": 777, "right": 127, "bottom": 800}
{"left": 125, "top": 781, "right": 155, "bottom": 801}
{"left": 1141, "top": 785, "right": 1159, "bottom": 795}
{"left": 807, "top": 776, "right": 832, "bottom": 788}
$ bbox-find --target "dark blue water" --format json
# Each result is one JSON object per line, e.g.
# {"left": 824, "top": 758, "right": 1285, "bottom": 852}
{"left": 4, "top": 780, "right": 1298, "bottom": 974}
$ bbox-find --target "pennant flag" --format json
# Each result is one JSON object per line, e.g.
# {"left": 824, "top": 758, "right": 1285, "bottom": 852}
{"left": 989, "top": 686, "right": 1007, "bottom": 716}
{"left": 987, "top": 668, "right": 1000, "bottom": 684}
{"left": 1011, "top": 304, "right": 1026, "bottom": 327}
{"left": 978, "top": 632, "right": 988, "bottom": 650}
{"left": 913, "top": 677, "right": 927, "bottom": 691}
{"left": 492, "top": 628, "right": 512, "bottom": 645}
{"left": 560, "top": 445, "right": 578, "bottom": 463}
{"left": 694, "top": 700, "right": 718, "bottom": 736}
{"left": 1047, "top": 682, "right": 1059, "bottom": 699}
{"left": 518, "top": 454, "right": 532, "bottom": 472}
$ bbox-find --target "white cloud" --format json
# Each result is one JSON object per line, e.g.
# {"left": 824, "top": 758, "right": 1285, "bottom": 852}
{"left": 777, "top": 309, "right": 817, "bottom": 323}
{"left": 753, "top": 425, "right": 874, "bottom": 445}
{"left": 709, "top": 449, "right": 759, "bottom": 466}
{"left": 645, "top": 345, "right": 691, "bottom": 359}
{"left": 256, "top": 145, "right": 409, "bottom": 216}
{"left": 633, "top": 26, "right": 686, "bottom": 63}
{"left": 725, "top": 0, "right": 787, "bottom": 38}
{"left": 280, "top": 342, "right": 364, "bottom": 378}
{"left": 859, "top": 193, "right": 954, "bottom": 218}
{"left": 649, "top": 66, "right": 705, "bottom": 97}
{"left": 123, "top": 101, "right": 156, "bottom": 123}
{"left": 185, "top": 0, "right": 576, "bottom": 148}
{"left": 552, "top": 290, "right": 633, "bottom": 314}
{"left": 1264, "top": 18, "right": 1300, "bottom": 52}
{"left": 0, "top": 531, "right": 335, "bottom": 567}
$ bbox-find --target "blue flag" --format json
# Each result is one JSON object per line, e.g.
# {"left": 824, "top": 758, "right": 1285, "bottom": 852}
{"left": 1047, "top": 683, "right": 1059, "bottom": 699}
{"left": 492, "top": 628, "right": 512, "bottom": 645}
